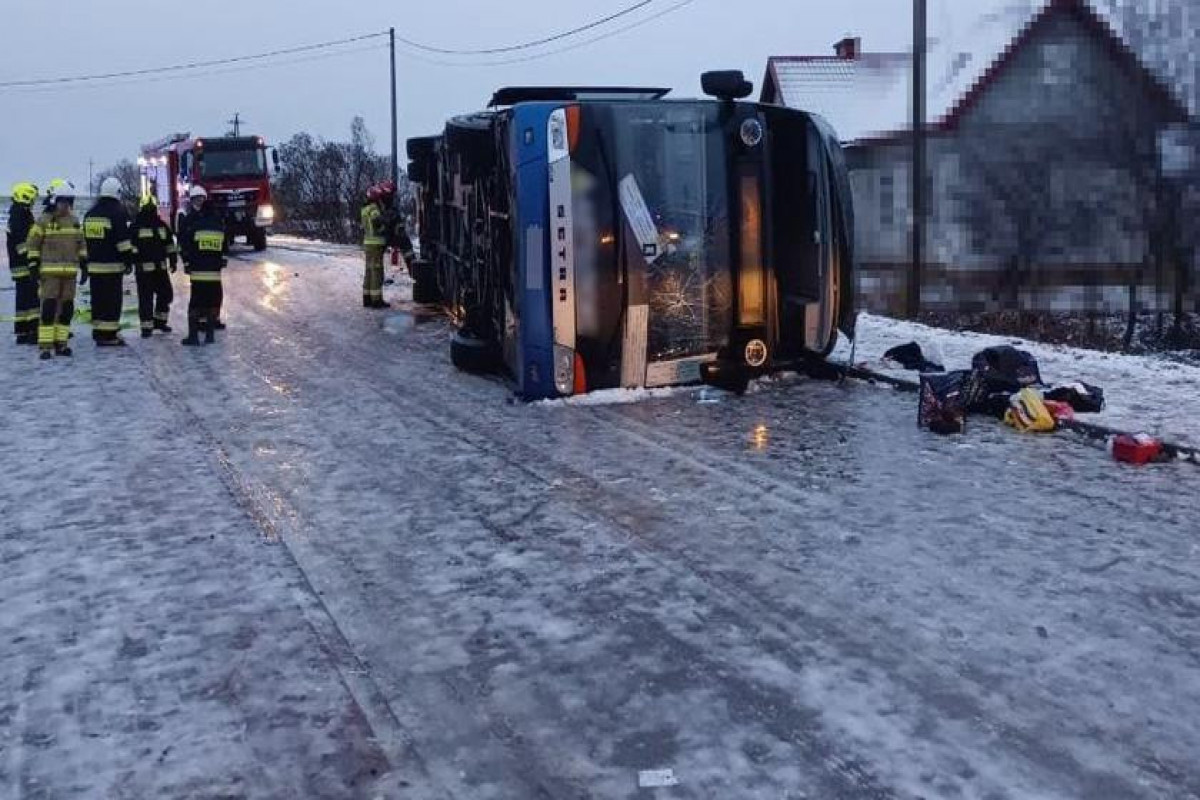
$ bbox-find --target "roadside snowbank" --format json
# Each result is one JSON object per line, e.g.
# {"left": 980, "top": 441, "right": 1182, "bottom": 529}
{"left": 832, "top": 313, "right": 1200, "bottom": 448}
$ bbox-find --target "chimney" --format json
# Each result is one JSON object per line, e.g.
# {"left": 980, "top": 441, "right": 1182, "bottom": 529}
{"left": 834, "top": 36, "right": 861, "bottom": 59}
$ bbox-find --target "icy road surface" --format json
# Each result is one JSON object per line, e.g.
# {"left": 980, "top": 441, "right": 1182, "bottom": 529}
{"left": 2, "top": 238, "right": 1199, "bottom": 799}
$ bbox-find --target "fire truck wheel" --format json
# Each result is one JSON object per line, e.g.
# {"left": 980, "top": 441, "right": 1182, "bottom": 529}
{"left": 250, "top": 228, "right": 268, "bottom": 251}
{"left": 450, "top": 330, "right": 499, "bottom": 375}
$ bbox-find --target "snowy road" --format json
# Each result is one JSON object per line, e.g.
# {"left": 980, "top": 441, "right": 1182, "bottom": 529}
{"left": 3, "top": 242, "right": 1200, "bottom": 799}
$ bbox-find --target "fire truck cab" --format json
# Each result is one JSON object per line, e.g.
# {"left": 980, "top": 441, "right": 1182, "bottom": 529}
{"left": 139, "top": 132, "right": 279, "bottom": 250}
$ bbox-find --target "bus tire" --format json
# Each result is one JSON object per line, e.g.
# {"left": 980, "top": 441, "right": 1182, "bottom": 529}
{"left": 411, "top": 260, "right": 441, "bottom": 305}
{"left": 250, "top": 227, "right": 268, "bottom": 251}
{"left": 450, "top": 330, "right": 499, "bottom": 375}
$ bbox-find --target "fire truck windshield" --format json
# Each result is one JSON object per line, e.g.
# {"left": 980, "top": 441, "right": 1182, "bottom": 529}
{"left": 199, "top": 148, "right": 266, "bottom": 179}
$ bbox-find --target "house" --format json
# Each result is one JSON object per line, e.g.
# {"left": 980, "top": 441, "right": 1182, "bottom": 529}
{"left": 763, "top": 0, "right": 1194, "bottom": 317}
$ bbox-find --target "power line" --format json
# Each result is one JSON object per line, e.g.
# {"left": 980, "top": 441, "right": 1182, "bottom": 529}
{"left": 2, "top": 43, "right": 388, "bottom": 96}
{"left": 394, "top": 0, "right": 657, "bottom": 55}
{"left": 395, "top": 0, "right": 699, "bottom": 67}
{"left": 0, "top": 32, "right": 387, "bottom": 89}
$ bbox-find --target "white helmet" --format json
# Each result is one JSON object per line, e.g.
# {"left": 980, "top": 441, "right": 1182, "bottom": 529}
{"left": 53, "top": 180, "right": 78, "bottom": 202}
{"left": 188, "top": 185, "right": 208, "bottom": 200}
{"left": 99, "top": 176, "right": 122, "bottom": 199}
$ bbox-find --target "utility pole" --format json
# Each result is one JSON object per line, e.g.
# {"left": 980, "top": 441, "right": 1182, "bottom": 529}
{"left": 228, "top": 112, "right": 243, "bottom": 136}
{"left": 88, "top": 159, "right": 94, "bottom": 195}
{"left": 389, "top": 27, "right": 399, "bottom": 187}
{"left": 908, "top": 0, "right": 927, "bottom": 319}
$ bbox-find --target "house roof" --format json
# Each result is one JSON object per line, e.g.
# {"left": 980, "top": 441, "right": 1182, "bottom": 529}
{"left": 763, "top": 0, "right": 1190, "bottom": 145}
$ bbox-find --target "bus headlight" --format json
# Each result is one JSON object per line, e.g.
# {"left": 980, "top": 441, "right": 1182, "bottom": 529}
{"left": 553, "top": 344, "right": 576, "bottom": 395}
{"left": 256, "top": 204, "right": 275, "bottom": 224}
{"left": 740, "top": 118, "right": 763, "bottom": 148}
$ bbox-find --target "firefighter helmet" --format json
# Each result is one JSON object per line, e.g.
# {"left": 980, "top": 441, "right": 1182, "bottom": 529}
{"left": 99, "top": 176, "right": 122, "bottom": 199}
{"left": 378, "top": 180, "right": 396, "bottom": 197}
{"left": 366, "top": 185, "right": 383, "bottom": 202}
{"left": 188, "top": 185, "right": 208, "bottom": 201}
{"left": 11, "top": 182, "right": 38, "bottom": 205}
{"left": 53, "top": 181, "right": 78, "bottom": 203}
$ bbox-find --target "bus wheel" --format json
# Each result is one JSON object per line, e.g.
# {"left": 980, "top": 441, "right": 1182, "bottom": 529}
{"left": 411, "top": 260, "right": 441, "bottom": 304}
{"left": 450, "top": 330, "right": 499, "bottom": 374}
{"left": 250, "top": 227, "right": 268, "bottom": 251}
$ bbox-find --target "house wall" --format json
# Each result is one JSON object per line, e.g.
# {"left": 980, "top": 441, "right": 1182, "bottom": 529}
{"left": 846, "top": 7, "right": 1195, "bottom": 316}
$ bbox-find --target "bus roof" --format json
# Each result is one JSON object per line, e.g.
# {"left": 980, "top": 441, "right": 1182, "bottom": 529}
{"left": 488, "top": 86, "right": 671, "bottom": 107}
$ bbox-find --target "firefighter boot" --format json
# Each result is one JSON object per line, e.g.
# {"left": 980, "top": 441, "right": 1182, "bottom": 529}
{"left": 204, "top": 318, "right": 216, "bottom": 344}
{"left": 181, "top": 321, "right": 201, "bottom": 346}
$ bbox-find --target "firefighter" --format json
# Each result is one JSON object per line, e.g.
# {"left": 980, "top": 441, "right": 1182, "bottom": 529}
{"left": 6, "top": 182, "right": 40, "bottom": 344}
{"left": 177, "top": 186, "right": 226, "bottom": 346}
{"left": 378, "top": 180, "right": 416, "bottom": 272}
{"left": 130, "top": 195, "right": 178, "bottom": 337}
{"left": 360, "top": 184, "right": 389, "bottom": 308}
{"left": 83, "top": 177, "right": 137, "bottom": 346}
{"left": 25, "top": 181, "right": 87, "bottom": 360}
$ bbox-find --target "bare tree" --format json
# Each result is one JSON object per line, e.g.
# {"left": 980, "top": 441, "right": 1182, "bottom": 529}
{"left": 273, "top": 117, "right": 412, "bottom": 244}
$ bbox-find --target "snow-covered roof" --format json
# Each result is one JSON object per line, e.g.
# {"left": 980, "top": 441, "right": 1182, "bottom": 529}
{"left": 764, "top": 0, "right": 1182, "bottom": 145}
{"left": 764, "top": 54, "right": 910, "bottom": 143}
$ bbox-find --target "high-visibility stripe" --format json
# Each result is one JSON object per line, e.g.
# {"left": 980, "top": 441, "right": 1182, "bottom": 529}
{"left": 92, "top": 321, "right": 121, "bottom": 332}
{"left": 189, "top": 271, "right": 222, "bottom": 282}
{"left": 54, "top": 324, "right": 70, "bottom": 343}
{"left": 27, "top": 250, "right": 41, "bottom": 259}
{"left": 137, "top": 229, "right": 155, "bottom": 239}
{"left": 140, "top": 262, "right": 160, "bottom": 271}
{"left": 10, "top": 269, "right": 30, "bottom": 279}
{"left": 15, "top": 243, "right": 29, "bottom": 254}
{"left": 88, "top": 263, "right": 125, "bottom": 274}
{"left": 195, "top": 231, "right": 224, "bottom": 252}
{"left": 38, "top": 325, "right": 54, "bottom": 345}
{"left": 153, "top": 312, "right": 169, "bottom": 321}
{"left": 117, "top": 241, "right": 135, "bottom": 253}
{"left": 41, "top": 265, "right": 78, "bottom": 275}
{"left": 140, "top": 321, "right": 154, "bottom": 330}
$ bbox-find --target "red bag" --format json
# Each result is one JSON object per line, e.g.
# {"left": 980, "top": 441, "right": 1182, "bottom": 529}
{"left": 1110, "top": 434, "right": 1163, "bottom": 465}
{"left": 1042, "top": 399, "right": 1075, "bottom": 422}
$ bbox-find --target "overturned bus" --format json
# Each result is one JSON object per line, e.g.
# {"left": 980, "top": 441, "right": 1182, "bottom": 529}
{"left": 406, "top": 71, "right": 855, "bottom": 400}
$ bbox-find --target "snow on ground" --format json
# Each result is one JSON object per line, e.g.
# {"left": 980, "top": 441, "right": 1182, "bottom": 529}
{"left": 5, "top": 240, "right": 1200, "bottom": 797}
{"left": 833, "top": 312, "right": 1200, "bottom": 448}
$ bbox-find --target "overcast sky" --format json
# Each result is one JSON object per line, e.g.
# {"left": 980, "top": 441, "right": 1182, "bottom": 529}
{"left": 0, "top": 0, "right": 970, "bottom": 190}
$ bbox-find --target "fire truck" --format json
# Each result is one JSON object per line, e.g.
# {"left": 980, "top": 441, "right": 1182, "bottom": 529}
{"left": 139, "top": 132, "right": 279, "bottom": 250}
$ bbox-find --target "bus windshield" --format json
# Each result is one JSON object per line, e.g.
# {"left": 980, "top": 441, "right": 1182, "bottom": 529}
{"left": 571, "top": 103, "right": 732, "bottom": 379}
{"left": 199, "top": 148, "right": 266, "bottom": 179}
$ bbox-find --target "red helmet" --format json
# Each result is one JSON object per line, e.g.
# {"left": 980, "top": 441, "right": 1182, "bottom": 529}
{"left": 366, "top": 185, "right": 383, "bottom": 202}
{"left": 378, "top": 180, "right": 397, "bottom": 197}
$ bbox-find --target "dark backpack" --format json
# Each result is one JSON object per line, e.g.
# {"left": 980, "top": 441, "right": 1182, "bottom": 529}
{"left": 968, "top": 346, "right": 1042, "bottom": 418}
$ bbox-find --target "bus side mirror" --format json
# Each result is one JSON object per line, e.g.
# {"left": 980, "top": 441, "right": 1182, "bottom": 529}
{"left": 701, "top": 70, "right": 753, "bottom": 102}
{"left": 271, "top": 149, "right": 281, "bottom": 173}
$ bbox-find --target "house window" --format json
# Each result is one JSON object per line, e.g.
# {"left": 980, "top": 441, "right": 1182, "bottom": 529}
{"left": 879, "top": 171, "right": 895, "bottom": 228}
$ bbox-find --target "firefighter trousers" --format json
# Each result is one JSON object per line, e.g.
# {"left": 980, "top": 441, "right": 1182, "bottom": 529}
{"left": 188, "top": 279, "right": 223, "bottom": 330}
{"left": 38, "top": 275, "right": 75, "bottom": 352}
{"left": 13, "top": 274, "right": 39, "bottom": 338}
{"left": 90, "top": 273, "right": 124, "bottom": 342}
{"left": 363, "top": 246, "right": 385, "bottom": 305}
{"left": 136, "top": 267, "right": 173, "bottom": 331}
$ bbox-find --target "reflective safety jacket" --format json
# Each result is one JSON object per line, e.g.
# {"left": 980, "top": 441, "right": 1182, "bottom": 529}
{"left": 5, "top": 201, "right": 36, "bottom": 278}
{"left": 177, "top": 207, "right": 226, "bottom": 282}
{"left": 83, "top": 197, "right": 136, "bottom": 275}
{"left": 361, "top": 202, "right": 386, "bottom": 248}
{"left": 26, "top": 211, "right": 87, "bottom": 277}
{"left": 130, "top": 207, "right": 178, "bottom": 271}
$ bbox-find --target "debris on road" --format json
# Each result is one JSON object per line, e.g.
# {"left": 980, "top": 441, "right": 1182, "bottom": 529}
{"left": 1110, "top": 433, "right": 1165, "bottom": 465}
{"left": 883, "top": 341, "right": 945, "bottom": 372}
{"left": 638, "top": 768, "right": 681, "bottom": 788}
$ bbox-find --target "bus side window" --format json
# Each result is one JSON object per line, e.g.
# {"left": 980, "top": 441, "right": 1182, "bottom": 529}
{"left": 180, "top": 152, "right": 192, "bottom": 180}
